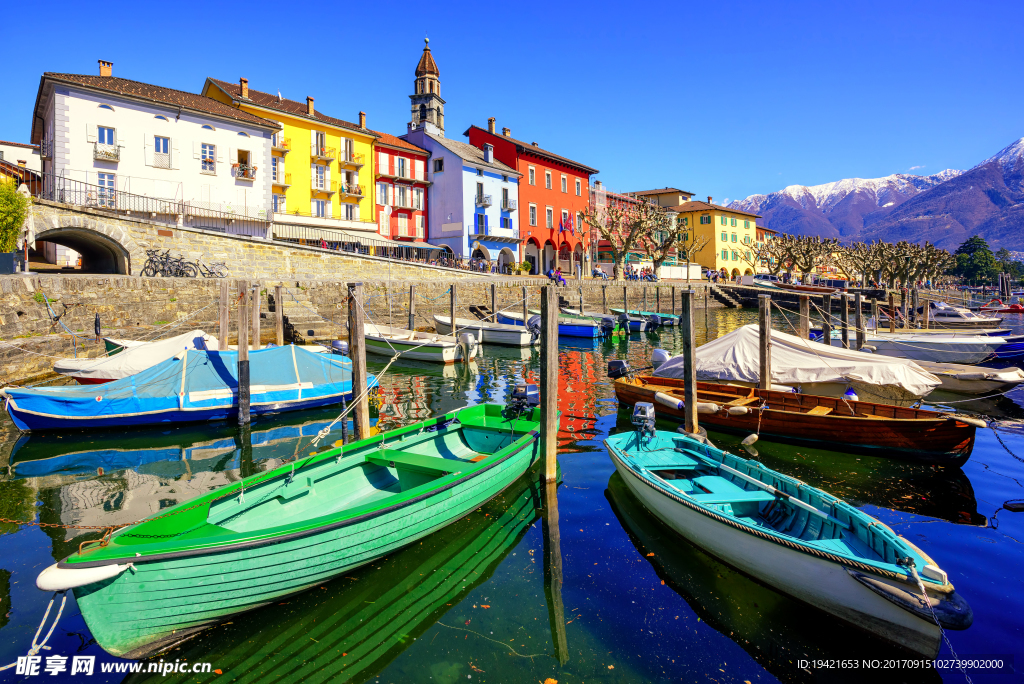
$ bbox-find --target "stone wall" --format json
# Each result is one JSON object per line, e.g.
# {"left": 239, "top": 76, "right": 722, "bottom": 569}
{"left": 1, "top": 274, "right": 719, "bottom": 385}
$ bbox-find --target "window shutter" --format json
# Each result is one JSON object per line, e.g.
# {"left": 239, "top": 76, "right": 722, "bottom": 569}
{"left": 353, "top": 205, "right": 359, "bottom": 220}
{"left": 229, "top": 147, "right": 236, "bottom": 165}
{"left": 311, "top": 129, "right": 316, "bottom": 146}
{"left": 311, "top": 163, "right": 316, "bottom": 185}
{"left": 326, "top": 201, "right": 332, "bottom": 218}
{"left": 144, "top": 134, "right": 154, "bottom": 166}
{"left": 325, "top": 165, "right": 331, "bottom": 184}
{"left": 171, "top": 139, "right": 179, "bottom": 169}
{"left": 193, "top": 141, "right": 200, "bottom": 159}
{"left": 278, "top": 157, "right": 284, "bottom": 177}
{"left": 86, "top": 123, "right": 96, "bottom": 143}
{"left": 311, "top": 199, "right": 316, "bottom": 215}
{"left": 216, "top": 146, "right": 224, "bottom": 163}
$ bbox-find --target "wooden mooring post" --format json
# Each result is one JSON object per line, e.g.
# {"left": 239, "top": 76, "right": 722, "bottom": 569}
{"left": 680, "top": 289, "right": 698, "bottom": 435}
{"left": 237, "top": 281, "right": 250, "bottom": 426}
{"left": 219, "top": 280, "right": 230, "bottom": 351}
{"left": 251, "top": 283, "right": 261, "bottom": 350}
{"left": 408, "top": 285, "right": 416, "bottom": 330}
{"left": 888, "top": 293, "right": 896, "bottom": 333}
{"left": 912, "top": 288, "right": 920, "bottom": 329}
{"left": 602, "top": 285, "right": 608, "bottom": 314}
{"left": 671, "top": 287, "right": 677, "bottom": 316}
{"left": 274, "top": 285, "right": 284, "bottom": 346}
{"left": 490, "top": 283, "right": 497, "bottom": 323}
{"left": 623, "top": 285, "right": 628, "bottom": 314}
{"left": 347, "top": 282, "right": 371, "bottom": 440}
{"left": 522, "top": 286, "right": 529, "bottom": 325}
{"left": 758, "top": 294, "right": 772, "bottom": 390}
{"left": 798, "top": 295, "right": 810, "bottom": 339}
{"left": 643, "top": 287, "right": 648, "bottom": 312}
{"left": 450, "top": 283, "right": 458, "bottom": 331}
{"left": 900, "top": 289, "right": 908, "bottom": 329}
{"left": 656, "top": 287, "right": 661, "bottom": 314}
{"left": 840, "top": 294, "right": 850, "bottom": 349}
{"left": 923, "top": 294, "right": 930, "bottom": 329}
{"left": 540, "top": 285, "right": 559, "bottom": 482}
{"left": 543, "top": 478, "right": 568, "bottom": 665}
{"left": 821, "top": 295, "right": 832, "bottom": 345}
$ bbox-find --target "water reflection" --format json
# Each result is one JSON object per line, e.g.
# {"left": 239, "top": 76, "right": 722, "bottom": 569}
{"left": 128, "top": 466, "right": 545, "bottom": 683}
{"left": 605, "top": 472, "right": 942, "bottom": 683}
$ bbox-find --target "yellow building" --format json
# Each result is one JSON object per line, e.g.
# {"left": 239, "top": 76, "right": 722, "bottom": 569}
{"left": 669, "top": 197, "right": 762, "bottom": 277}
{"left": 203, "top": 77, "right": 377, "bottom": 236}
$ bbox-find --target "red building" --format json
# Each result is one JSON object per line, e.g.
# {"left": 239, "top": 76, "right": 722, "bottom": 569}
{"left": 372, "top": 131, "right": 430, "bottom": 243}
{"left": 465, "top": 119, "right": 597, "bottom": 275}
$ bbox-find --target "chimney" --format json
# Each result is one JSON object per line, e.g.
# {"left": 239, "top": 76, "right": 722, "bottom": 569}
{"left": 707, "top": 195, "right": 713, "bottom": 205}
{"left": 306, "top": 96, "right": 315, "bottom": 116}
{"left": 502, "top": 127, "right": 511, "bottom": 137}
{"left": 98, "top": 60, "right": 113, "bottom": 77}
{"left": 595, "top": 180, "right": 603, "bottom": 188}
{"left": 239, "top": 77, "right": 249, "bottom": 99}
{"left": 359, "top": 111, "right": 366, "bottom": 129}
{"left": 17, "top": 160, "right": 26, "bottom": 168}
{"left": 487, "top": 117, "right": 496, "bottom": 134}
{"left": 531, "top": 142, "right": 539, "bottom": 147}
{"left": 483, "top": 144, "right": 493, "bottom": 163}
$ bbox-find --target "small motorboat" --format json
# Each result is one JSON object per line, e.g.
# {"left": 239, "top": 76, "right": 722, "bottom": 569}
{"left": 606, "top": 411, "right": 972, "bottom": 656}
{"left": 496, "top": 310, "right": 613, "bottom": 338}
{"left": 102, "top": 337, "right": 147, "bottom": 355}
{"left": 34, "top": 395, "right": 544, "bottom": 658}
{"left": 364, "top": 324, "right": 479, "bottom": 363}
{"left": 979, "top": 298, "right": 1024, "bottom": 314}
{"left": 612, "top": 369, "right": 976, "bottom": 465}
{"left": 53, "top": 330, "right": 220, "bottom": 384}
{"left": 914, "top": 360, "right": 1024, "bottom": 396}
{"left": 609, "top": 307, "right": 679, "bottom": 326}
{"left": 879, "top": 301, "right": 1003, "bottom": 329}
{"left": 818, "top": 330, "right": 1016, "bottom": 364}
{"left": 555, "top": 308, "right": 647, "bottom": 332}
{"left": 432, "top": 315, "right": 537, "bottom": 347}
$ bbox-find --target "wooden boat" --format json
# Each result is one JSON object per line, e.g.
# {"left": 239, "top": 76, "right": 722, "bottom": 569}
{"left": 774, "top": 282, "right": 840, "bottom": 295}
{"left": 605, "top": 425, "right": 972, "bottom": 656}
{"left": 609, "top": 307, "right": 679, "bottom": 326}
{"left": 364, "top": 324, "right": 479, "bottom": 363}
{"left": 432, "top": 315, "right": 537, "bottom": 347}
{"left": 34, "top": 401, "right": 543, "bottom": 658}
{"left": 138, "top": 464, "right": 543, "bottom": 680}
{"left": 495, "top": 310, "right": 608, "bottom": 338}
{"left": 613, "top": 376, "right": 976, "bottom": 465}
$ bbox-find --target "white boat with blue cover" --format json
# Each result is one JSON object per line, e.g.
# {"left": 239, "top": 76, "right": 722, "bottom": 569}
{"left": 495, "top": 311, "right": 609, "bottom": 338}
{"left": 606, "top": 408, "right": 972, "bottom": 656}
{"left": 2, "top": 346, "right": 369, "bottom": 432}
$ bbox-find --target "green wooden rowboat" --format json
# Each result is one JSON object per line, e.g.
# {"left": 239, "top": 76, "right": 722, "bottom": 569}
{"left": 35, "top": 403, "right": 541, "bottom": 659}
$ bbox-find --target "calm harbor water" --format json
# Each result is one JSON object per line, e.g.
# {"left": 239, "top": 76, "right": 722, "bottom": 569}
{"left": 1, "top": 309, "right": 1023, "bottom": 683}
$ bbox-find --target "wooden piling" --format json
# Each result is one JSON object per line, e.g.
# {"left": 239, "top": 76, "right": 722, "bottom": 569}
{"left": 450, "top": 283, "right": 458, "bottom": 332}
{"left": 602, "top": 285, "right": 608, "bottom": 314}
{"left": 237, "top": 282, "right": 250, "bottom": 426}
{"left": 680, "top": 290, "right": 698, "bottom": 434}
{"left": 522, "top": 286, "right": 529, "bottom": 326}
{"left": 821, "top": 295, "right": 832, "bottom": 345}
{"left": 623, "top": 285, "right": 628, "bottom": 315}
{"left": 274, "top": 285, "right": 284, "bottom": 346}
{"left": 408, "top": 285, "right": 416, "bottom": 330}
{"left": 840, "top": 294, "right": 850, "bottom": 349}
{"left": 656, "top": 287, "right": 661, "bottom": 314}
{"left": 888, "top": 293, "right": 896, "bottom": 333}
{"left": 855, "top": 292, "right": 865, "bottom": 350}
{"left": 490, "top": 283, "right": 497, "bottom": 323}
{"left": 798, "top": 295, "right": 810, "bottom": 339}
{"left": 251, "top": 283, "right": 261, "bottom": 350}
{"left": 900, "top": 289, "right": 908, "bottom": 329}
{"left": 347, "top": 282, "right": 371, "bottom": 440}
{"left": 912, "top": 288, "right": 920, "bottom": 329}
{"left": 219, "top": 280, "right": 230, "bottom": 351}
{"left": 671, "top": 287, "right": 677, "bottom": 316}
{"left": 543, "top": 478, "right": 568, "bottom": 665}
{"left": 758, "top": 294, "right": 771, "bottom": 390}
{"left": 643, "top": 287, "right": 648, "bottom": 312}
{"left": 923, "top": 295, "right": 930, "bottom": 329}
{"left": 540, "top": 285, "right": 559, "bottom": 482}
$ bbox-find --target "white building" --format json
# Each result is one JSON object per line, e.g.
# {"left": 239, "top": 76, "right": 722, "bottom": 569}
{"left": 0, "top": 140, "right": 41, "bottom": 172}
{"left": 30, "top": 61, "right": 279, "bottom": 222}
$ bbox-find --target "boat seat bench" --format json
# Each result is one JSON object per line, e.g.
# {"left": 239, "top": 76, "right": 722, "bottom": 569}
{"left": 690, "top": 491, "right": 777, "bottom": 504}
{"left": 366, "top": 449, "right": 467, "bottom": 476}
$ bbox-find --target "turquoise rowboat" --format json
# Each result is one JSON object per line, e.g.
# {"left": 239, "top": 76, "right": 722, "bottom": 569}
{"left": 610, "top": 308, "right": 679, "bottom": 326}
{"left": 35, "top": 403, "right": 541, "bottom": 659}
{"left": 606, "top": 417, "right": 972, "bottom": 656}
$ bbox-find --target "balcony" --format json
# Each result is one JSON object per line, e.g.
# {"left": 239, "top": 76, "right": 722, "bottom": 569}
{"left": 341, "top": 151, "right": 365, "bottom": 168}
{"left": 94, "top": 143, "right": 119, "bottom": 162}
{"left": 502, "top": 198, "right": 517, "bottom": 212}
{"left": 469, "top": 224, "right": 520, "bottom": 241}
{"left": 272, "top": 136, "right": 292, "bottom": 154}
{"left": 272, "top": 172, "right": 292, "bottom": 188}
{"left": 232, "top": 163, "right": 257, "bottom": 180}
{"left": 397, "top": 223, "right": 425, "bottom": 239}
{"left": 201, "top": 159, "right": 216, "bottom": 175}
{"left": 39, "top": 139, "right": 54, "bottom": 160}
{"left": 475, "top": 194, "right": 492, "bottom": 207}
{"left": 153, "top": 151, "right": 171, "bottom": 169}
{"left": 311, "top": 179, "right": 338, "bottom": 195}
{"left": 311, "top": 145, "right": 337, "bottom": 162}
{"left": 340, "top": 184, "right": 364, "bottom": 198}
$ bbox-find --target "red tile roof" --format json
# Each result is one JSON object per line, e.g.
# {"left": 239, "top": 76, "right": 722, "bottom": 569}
{"left": 372, "top": 130, "right": 428, "bottom": 155}
{"left": 667, "top": 200, "right": 762, "bottom": 219}
{"left": 631, "top": 187, "right": 694, "bottom": 197}
{"left": 40, "top": 74, "right": 279, "bottom": 128}
{"left": 208, "top": 79, "right": 374, "bottom": 136}
{"left": 463, "top": 125, "right": 599, "bottom": 175}
{"left": 0, "top": 140, "right": 38, "bottom": 150}
{"left": 415, "top": 40, "right": 439, "bottom": 77}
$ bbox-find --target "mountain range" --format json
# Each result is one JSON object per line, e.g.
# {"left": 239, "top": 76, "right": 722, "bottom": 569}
{"left": 728, "top": 137, "right": 1024, "bottom": 251}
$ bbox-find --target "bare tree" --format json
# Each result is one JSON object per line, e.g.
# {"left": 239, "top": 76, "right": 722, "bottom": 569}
{"left": 579, "top": 199, "right": 666, "bottom": 281}
{"left": 636, "top": 212, "right": 685, "bottom": 278}
{"left": 774, "top": 234, "right": 838, "bottom": 278}
{"left": 738, "top": 236, "right": 786, "bottom": 275}
{"left": 678, "top": 233, "right": 712, "bottom": 282}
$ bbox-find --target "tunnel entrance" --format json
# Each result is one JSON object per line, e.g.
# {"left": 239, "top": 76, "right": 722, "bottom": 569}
{"left": 32, "top": 228, "right": 130, "bottom": 274}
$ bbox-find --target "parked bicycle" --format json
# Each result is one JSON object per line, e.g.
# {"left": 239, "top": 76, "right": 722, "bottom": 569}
{"left": 142, "top": 249, "right": 197, "bottom": 278}
{"left": 195, "top": 253, "right": 229, "bottom": 278}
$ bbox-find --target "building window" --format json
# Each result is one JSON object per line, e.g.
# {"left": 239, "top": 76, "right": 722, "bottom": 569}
{"left": 529, "top": 167, "right": 535, "bottom": 185}
{"left": 273, "top": 194, "right": 286, "bottom": 213}
{"left": 98, "top": 126, "right": 115, "bottom": 145}
{"left": 545, "top": 171, "right": 551, "bottom": 189}
{"left": 721, "top": 231, "right": 727, "bottom": 242}
{"left": 732, "top": 250, "right": 738, "bottom": 260}
{"left": 700, "top": 214, "right": 711, "bottom": 225}
{"left": 271, "top": 157, "right": 279, "bottom": 181}
{"left": 476, "top": 182, "right": 484, "bottom": 202}
{"left": 502, "top": 175, "right": 508, "bottom": 182}
{"left": 744, "top": 220, "right": 750, "bottom": 228}
{"left": 561, "top": 209, "right": 569, "bottom": 226}
{"left": 721, "top": 248, "right": 728, "bottom": 261}
{"left": 720, "top": 215, "right": 727, "bottom": 226}
{"left": 477, "top": 168, "right": 483, "bottom": 177}
{"left": 314, "top": 165, "right": 327, "bottom": 189}
{"left": 561, "top": 175, "right": 567, "bottom": 193}
{"left": 97, "top": 172, "right": 115, "bottom": 207}
{"left": 546, "top": 207, "right": 553, "bottom": 228}
{"left": 376, "top": 182, "right": 387, "bottom": 205}
{"left": 397, "top": 157, "right": 408, "bottom": 178}
{"left": 342, "top": 203, "right": 355, "bottom": 220}
{"left": 575, "top": 179, "right": 581, "bottom": 196}
{"left": 683, "top": 232, "right": 689, "bottom": 242}
{"left": 745, "top": 250, "right": 751, "bottom": 260}
{"left": 731, "top": 233, "right": 737, "bottom": 242}
{"left": 731, "top": 217, "right": 737, "bottom": 227}
{"left": 414, "top": 188, "right": 423, "bottom": 210}
{"left": 529, "top": 204, "right": 537, "bottom": 226}
{"left": 681, "top": 216, "right": 688, "bottom": 226}
{"left": 501, "top": 217, "right": 512, "bottom": 229}
{"left": 476, "top": 213, "right": 486, "bottom": 232}
{"left": 397, "top": 186, "right": 408, "bottom": 207}
{"left": 202, "top": 125, "right": 215, "bottom": 131}
{"left": 744, "top": 235, "right": 750, "bottom": 244}
{"left": 313, "top": 199, "right": 326, "bottom": 218}
{"left": 434, "top": 158, "right": 444, "bottom": 172}
{"left": 201, "top": 143, "right": 216, "bottom": 173}
{"left": 153, "top": 135, "right": 170, "bottom": 169}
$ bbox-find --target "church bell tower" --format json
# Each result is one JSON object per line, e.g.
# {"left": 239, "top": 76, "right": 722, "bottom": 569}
{"left": 409, "top": 38, "right": 445, "bottom": 137}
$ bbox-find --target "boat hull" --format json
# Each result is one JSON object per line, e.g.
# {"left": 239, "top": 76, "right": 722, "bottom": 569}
{"left": 69, "top": 426, "right": 540, "bottom": 658}
{"left": 495, "top": 312, "right": 602, "bottom": 338}
{"left": 609, "top": 449, "right": 944, "bottom": 656}
{"left": 856, "top": 337, "right": 1000, "bottom": 364}
{"left": 432, "top": 315, "right": 536, "bottom": 347}
{"left": 614, "top": 378, "right": 975, "bottom": 465}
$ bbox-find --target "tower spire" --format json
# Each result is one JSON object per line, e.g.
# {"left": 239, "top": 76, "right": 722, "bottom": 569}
{"left": 410, "top": 38, "right": 445, "bottom": 136}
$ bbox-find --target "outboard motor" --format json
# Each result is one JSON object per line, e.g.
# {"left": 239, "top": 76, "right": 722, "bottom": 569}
{"left": 608, "top": 359, "right": 630, "bottom": 379}
{"left": 599, "top": 316, "right": 617, "bottom": 337}
{"left": 526, "top": 315, "right": 542, "bottom": 343}
{"left": 648, "top": 314, "right": 662, "bottom": 329}
{"left": 457, "top": 332, "right": 477, "bottom": 361}
{"left": 617, "top": 313, "right": 631, "bottom": 332}
{"left": 632, "top": 402, "right": 657, "bottom": 440}
{"left": 331, "top": 340, "right": 350, "bottom": 355}
{"left": 651, "top": 349, "right": 671, "bottom": 368}
{"left": 505, "top": 382, "right": 540, "bottom": 420}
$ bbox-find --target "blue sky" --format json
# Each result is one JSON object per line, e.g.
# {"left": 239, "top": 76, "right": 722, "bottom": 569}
{"left": 5, "top": 0, "right": 1022, "bottom": 203}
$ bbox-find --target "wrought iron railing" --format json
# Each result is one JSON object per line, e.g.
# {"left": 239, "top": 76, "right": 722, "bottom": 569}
{"left": 475, "top": 194, "right": 492, "bottom": 207}
{"left": 311, "top": 179, "right": 338, "bottom": 193}
{"left": 502, "top": 198, "right": 517, "bottom": 211}
{"left": 153, "top": 152, "right": 171, "bottom": 169}
{"left": 311, "top": 145, "right": 337, "bottom": 160}
{"left": 93, "top": 143, "right": 120, "bottom": 162}
{"left": 272, "top": 172, "right": 292, "bottom": 186}
{"left": 341, "top": 184, "right": 364, "bottom": 197}
{"left": 233, "top": 164, "right": 257, "bottom": 180}
{"left": 271, "top": 222, "right": 442, "bottom": 260}
{"left": 272, "top": 136, "right": 291, "bottom": 152}
{"left": 340, "top": 151, "right": 364, "bottom": 166}
{"left": 39, "top": 139, "right": 54, "bottom": 160}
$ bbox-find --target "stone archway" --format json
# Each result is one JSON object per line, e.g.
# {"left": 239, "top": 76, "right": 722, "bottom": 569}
{"left": 31, "top": 207, "right": 143, "bottom": 274}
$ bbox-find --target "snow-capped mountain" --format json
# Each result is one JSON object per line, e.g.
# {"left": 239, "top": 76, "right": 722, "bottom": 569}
{"left": 728, "top": 136, "right": 1024, "bottom": 250}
